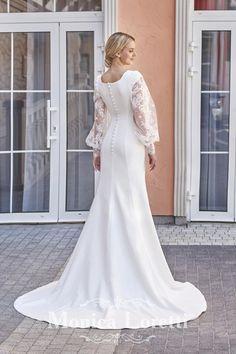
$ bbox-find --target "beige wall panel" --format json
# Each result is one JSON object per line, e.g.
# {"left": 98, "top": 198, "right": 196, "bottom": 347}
{"left": 118, "top": 0, "right": 175, "bottom": 215}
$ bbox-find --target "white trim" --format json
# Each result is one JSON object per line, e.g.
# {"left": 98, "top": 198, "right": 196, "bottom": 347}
{"left": 10, "top": 32, "right": 13, "bottom": 213}
{"left": 192, "top": 11, "right": 236, "bottom": 21}
{"left": 174, "top": 0, "right": 191, "bottom": 219}
{"left": 67, "top": 150, "right": 91, "bottom": 152}
{"left": 103, "top": 0, "right": 117, "bottom": 41}
{"left": 0, "top": 90, "right": 50, "bottom": 92}
{"left": 67, "top": 90, "right": 94, "bottom": 93}
{"left": 0, "top": 150, "right": 50, "bottom": 153}
{"left": 0, "top": 12, "right": 103, "bottom": 23}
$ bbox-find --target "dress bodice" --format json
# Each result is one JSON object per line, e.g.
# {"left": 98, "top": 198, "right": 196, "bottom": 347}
{"left": 97, "top": 70, "right": 139, "bottom": 118}
{"left": 85, "top": 69, "right": 160, "bottom": 156}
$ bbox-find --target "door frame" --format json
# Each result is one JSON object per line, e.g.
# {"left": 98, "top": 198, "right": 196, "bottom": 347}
{"left": 0, "top": 22, "right": 60, "bottom": 223}
{"left": 175, "top": 1, "right": 236, "bottom": 223}
{"left": 0, "top": 4, "right": 118, "bottom": 224}
{"left": 190, "top": 21, "right": 236, "bottom": 221}
{"left": 0, "top": 21, "right": 104, "bottom": 223}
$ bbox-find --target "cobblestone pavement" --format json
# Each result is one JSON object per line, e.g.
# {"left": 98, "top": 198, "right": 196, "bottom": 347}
{"left": 0, "top": 222, "right": 236, "bottom": 353}
{"left": 158, "top": 221, "right": 236, "bottom": 245}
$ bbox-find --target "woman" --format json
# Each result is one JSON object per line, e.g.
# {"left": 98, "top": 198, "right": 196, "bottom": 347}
{"left": 14, "top": 32, "right": 207, "bottom": 329}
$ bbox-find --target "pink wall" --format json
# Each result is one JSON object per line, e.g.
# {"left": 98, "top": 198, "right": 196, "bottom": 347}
{"left": 118, "top": 0, "right": 175, "bottom": 215}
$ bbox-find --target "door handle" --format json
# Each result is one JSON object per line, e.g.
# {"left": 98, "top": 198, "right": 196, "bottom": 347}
{"left": 47, "top": 99, "right": 58, "bottom": 148}
{"left": 186, "top": 190, "right": 196, "bottom": 201}
{"left": 188, "top": 67, "right": 198, "bottom": 77}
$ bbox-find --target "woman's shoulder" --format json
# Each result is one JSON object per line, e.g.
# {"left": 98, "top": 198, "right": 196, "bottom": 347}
{"left": 127, "top": 70, "right": 143, "bottom": 88}
{"left": 127, "top": 69, "right": 143, "bottom": 79}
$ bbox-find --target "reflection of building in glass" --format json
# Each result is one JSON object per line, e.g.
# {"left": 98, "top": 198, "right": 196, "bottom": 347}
{"left": 0, "top": 0, "right": 102, "bottom": 12}
{"left": 195, "top": 0, "right": 236, "bottom": 10}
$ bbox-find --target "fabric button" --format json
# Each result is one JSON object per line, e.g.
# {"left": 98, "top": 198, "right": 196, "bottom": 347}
{"left": 107, "top": 85, "right": 119, "bottom": 154}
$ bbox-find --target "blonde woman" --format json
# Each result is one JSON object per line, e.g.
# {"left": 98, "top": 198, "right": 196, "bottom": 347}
{"left": 14, "top": 32, "right": 207, "bottom": 329}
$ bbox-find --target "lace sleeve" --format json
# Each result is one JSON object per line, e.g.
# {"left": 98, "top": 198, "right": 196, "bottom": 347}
{"left": 131, "top": 74, "right": 160, "bottom": 155}
{"left": 85, "top": 82, "right": 108, "bottom": 158}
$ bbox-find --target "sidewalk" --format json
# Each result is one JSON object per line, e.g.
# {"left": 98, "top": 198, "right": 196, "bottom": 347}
{"left": 0, "top": 222, "right": 235, "bottom": 353}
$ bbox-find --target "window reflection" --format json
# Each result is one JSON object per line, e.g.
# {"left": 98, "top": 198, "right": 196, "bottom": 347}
{"left": 10, "top": 0, "right": 53, "bottom": 12}
{"left": 201, "top": 31, "right": 231, "bottom": 91}
{"left": 14, "top": 32, "right": 50, "bottom": 90}
{"left": 0, "top": 154, "right": 10, "bottom": 213}
{"left": 0, "top": 31, "right": 51, "bottom": 214}
{"left": 57, "top": 0, "right": 101, "bottom": 11}
{"left": 67, "top": 32, "right": 94, "bottom": 90}
{"left": 199, "top": 30, "right": 231, "bottom": 212}
{"left": 0, "top": 0, "right": 7, "bottom": 14}
{"left": 195, "top": 0, "right": 236, "bottom": 10}
{"left": 0, "top": 33, "right": 11, "bottom": 90}
{"left": 66, "top": 152, "right": 94, "bottom": 211}
{"left": 13, "top": 92, "right": 49, "bottom": 151}
{"left": 66, "top": 30, "right": 95, "bottom": 212}
{"left": 67, "top": 92, "right": 94, "bottom": 150}
{"left": 1, "top": 0, "right": 101, "bottom": 12}
{"left": 201, "top": 93, "right": 230, "bottom": 152}
{"left": 199, "top": 154, "right": 228, "bottom": 211}
{"left": 0, "top": 94, "right": 11, "bottom": 151}
{"left": 13, "top": 152, "right": 50, "bottom": 212}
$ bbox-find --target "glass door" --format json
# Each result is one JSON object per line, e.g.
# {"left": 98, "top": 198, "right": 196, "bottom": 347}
{"left": 0, "top": 23, "right": 59, "bottom": 222}
{"left": 59, "top": 22, "right": 103, "bottom": 221}
{"left": 190, "top": 22, "right": 236, "bottom": 221}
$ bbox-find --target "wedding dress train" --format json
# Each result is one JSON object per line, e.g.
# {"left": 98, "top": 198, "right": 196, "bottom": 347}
{"left": 14, "top": 70, "right": 207, "bottom": 329}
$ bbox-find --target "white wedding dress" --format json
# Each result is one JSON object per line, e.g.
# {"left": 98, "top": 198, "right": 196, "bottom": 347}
{"left": 14, "top": 70, "right": 207, "bottom": 329}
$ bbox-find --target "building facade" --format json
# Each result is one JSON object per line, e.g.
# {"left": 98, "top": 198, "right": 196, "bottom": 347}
{"left": 0, "top": 0, "right": 235, "bottom": 224}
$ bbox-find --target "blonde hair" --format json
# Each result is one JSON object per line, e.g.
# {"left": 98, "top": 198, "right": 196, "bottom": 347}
{"left": 104, "top": 32, "right": 135, "bottom": 68}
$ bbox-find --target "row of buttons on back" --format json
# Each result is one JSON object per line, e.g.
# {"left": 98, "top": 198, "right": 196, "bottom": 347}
{"left": 107, "top": 83, "right": 119, "bottom": 153}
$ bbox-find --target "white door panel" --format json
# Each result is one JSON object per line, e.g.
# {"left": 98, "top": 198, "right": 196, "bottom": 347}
{"left": 0, "top": 23, "right": 59, "bottom": 222}
{"left": 58, "top": 22, "right": 103, "bottom": 222}
{"left": 0, "top": 22, "right": 103, "bottom": 223}
{"left": 190, "top": 22, "right": 236, "bottom": 221}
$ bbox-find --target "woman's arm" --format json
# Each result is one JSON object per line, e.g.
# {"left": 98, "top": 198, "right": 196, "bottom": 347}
{"left": 131, "top": 73, "right": 160, "bottom": 158}
{"left": 85, "top": 81, "right": 108, "bottom": 166}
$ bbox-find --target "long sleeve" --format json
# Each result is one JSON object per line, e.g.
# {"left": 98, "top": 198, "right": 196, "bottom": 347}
{"left": 85, "top": 81, "right": 108, "bottom": 158}
{"left": 131, "top": 74, "right": 160, "bottom": 155}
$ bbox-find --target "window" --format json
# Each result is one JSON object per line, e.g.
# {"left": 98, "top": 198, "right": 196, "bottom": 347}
{"left": 195, "top": 0, "right": 236, "bottom": 10}
{"left": 0, "top": 0, "right": 102, "bottom": 12}
{"left": 199, "top": 31, "right": 231, "bottom": 211}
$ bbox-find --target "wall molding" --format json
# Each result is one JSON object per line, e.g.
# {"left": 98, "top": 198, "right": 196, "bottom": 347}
{"left": 103, "top": 0, "right": 117, "bottom": 41}
{"left": 174, "top": 0, "right": 190, "bottom": 220}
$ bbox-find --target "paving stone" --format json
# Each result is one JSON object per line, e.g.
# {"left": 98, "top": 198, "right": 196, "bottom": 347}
{"left": 77, "top": 349, "right": 99, "bottom": 354}
{"left": 0, "top": 343, "right": 15, "bottom": 352}
{"left": 182, "top": 348, "right": 199, "bottom": 354}
{"left": 95, "top": 343, "right": 117, "bottom": 354}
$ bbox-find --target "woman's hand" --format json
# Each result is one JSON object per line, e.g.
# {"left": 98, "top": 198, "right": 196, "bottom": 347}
{"left": 93, "top": 155, "right": 101, "bottom": 171}
{"left": 148, "top": 153, "right": 156, "bottom": 171}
